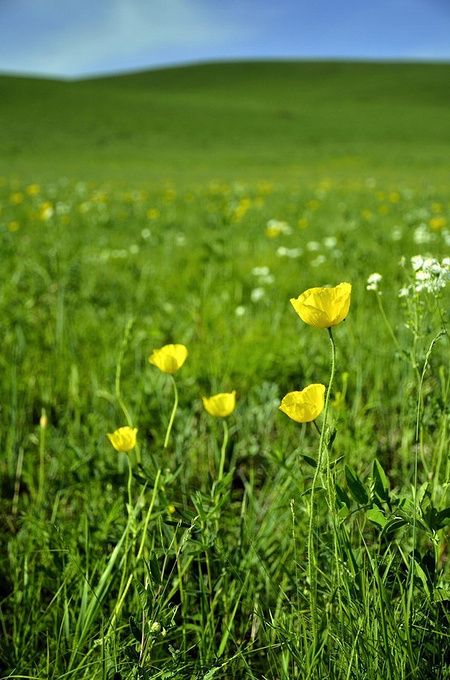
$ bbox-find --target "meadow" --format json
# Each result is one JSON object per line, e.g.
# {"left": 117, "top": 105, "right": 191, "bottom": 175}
{"left": 0, "top": 61, "right": 450, "bottom": 679}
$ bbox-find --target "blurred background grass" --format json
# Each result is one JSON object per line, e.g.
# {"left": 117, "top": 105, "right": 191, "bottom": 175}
{"left": 1, "top": 60, "right": 449, "bottom": 185}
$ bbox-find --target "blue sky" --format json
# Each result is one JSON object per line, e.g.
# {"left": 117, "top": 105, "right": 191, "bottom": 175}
{"left": 1, "top": 0, "right": 449, "bottom": 78}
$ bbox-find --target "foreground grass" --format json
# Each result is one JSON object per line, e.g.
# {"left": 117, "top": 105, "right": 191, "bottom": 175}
{"left": 1, "top": 172, "right": 449, "bottom": 678}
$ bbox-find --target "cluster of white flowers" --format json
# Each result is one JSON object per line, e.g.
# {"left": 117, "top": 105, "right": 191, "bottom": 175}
{"left": 266, "top": 219, "right": 292, "bottom": 236}
{"left": 250, "top": 266, "right": 274, "bottom": 304}
{"left": 366, "top": 272, "right": 383, "bottom": 292}
{"left": 400, "top": 255, "right": 450, "bottom": 296}
{"left": 276, "top": 246, "right": 302, "bottom": 258}
{"left": 251, "top": 266, "right": 274, "bottom": 285}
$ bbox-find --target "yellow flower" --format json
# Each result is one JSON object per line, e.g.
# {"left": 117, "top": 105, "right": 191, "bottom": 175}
{"left": 202, "top": 391, "right": 236, "bottom": 417}
{"left": 429, "top": 216, "right": 446, "bottom": 231}
{"left": 279, "top": 384, "right": 326, "bottom": 423}
{"left": 290, "top": 282, "right": 351, "bottom": 328}
{"left": 107, "top": 426, "right": 138, "bottom": 452}
{"left": 149, "top": 344, "right": 188, "bottom": 374}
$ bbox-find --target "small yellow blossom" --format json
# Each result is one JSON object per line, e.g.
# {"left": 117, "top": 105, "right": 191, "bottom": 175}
{"left": 307, "top": 199, "right": 320, "bottom": 211}
{"left": 149, "top": 344, "right": 188, "bottom": 374}
{"left": 290, "top": 282, "right": 351, "bottom": 328}
{"left": 10, "top": 192, "right": 24, "bottom": 205}
{"left": 39, "top": 201, "right": 53, "bottom": 221}
{"left": 279, "top": 384, "right": 326, "bottom": 423}
{"left": 147, "top": 208, "right": 160, "bottom": 219}
{"left": 8, "top": 221, "right": 19, "bottom": 232}
{"left": 429, "top": 216, "right": 446, "bottom": 231}
{"left": 202, "top": 391, "right": 236, "bottom": 417}
{"left": 297, "top": 217, "right": 309, "bottom": 229}
{"left": 26, "top": 184, "right": 40, "bottom": 196}
{"left": 39, "top": 409, "right": 48, "bottom": 429}
{"left": 107, "top": 426, "right": 138, "bottom": 452}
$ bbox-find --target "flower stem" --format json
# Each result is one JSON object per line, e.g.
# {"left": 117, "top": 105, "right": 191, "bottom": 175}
{"left": 218, "top": 419, "right": 229, "bottom": 483}
{"left": 307, "top": 326, "right": 336, "bottom": 642}
{"left": 164, "top": 375, "right": 179, "bottom": 449}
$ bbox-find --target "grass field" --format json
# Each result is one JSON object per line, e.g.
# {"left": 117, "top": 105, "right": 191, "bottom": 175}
{"left": 1, "top": 61, "right": 450, "bottom": 679}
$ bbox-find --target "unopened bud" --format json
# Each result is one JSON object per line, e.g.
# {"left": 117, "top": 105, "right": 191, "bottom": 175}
{"left": 40, "top": 409, "right": 48, "bottom": 429}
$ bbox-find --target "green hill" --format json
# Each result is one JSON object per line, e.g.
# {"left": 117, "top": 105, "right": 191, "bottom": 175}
{"left": 1, "top": 60, "right": 449, "bottom": 185}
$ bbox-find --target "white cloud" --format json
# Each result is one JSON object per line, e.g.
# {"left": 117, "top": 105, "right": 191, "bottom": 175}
{"left": 0, "top": 0, "right": 245, "bottom": 77}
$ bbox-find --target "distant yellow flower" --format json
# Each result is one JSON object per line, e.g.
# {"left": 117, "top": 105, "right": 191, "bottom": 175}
{"left": 290, "top": 282, "right": 351, "bottom": 328}
{"left": 10, "top": 192, "right": 24, "bottom": 205}
{"left": 107, "top": 426, "right": 138, "bottom": 452}
{"left": 429, "top": 216, "right": 446, "bottom": 231}
{"left": 202, "top": 391, "right": 236, "bottom": 417}
{"left": 39, "top": 201, "right": 53, "bottom": 221}
{"left": 8, "top": 221, "right": 19, "bottom": 232}
{"left": 26, "top": 184, "right": 40, "bottom": 196}
{"left": 279, "top": 384, "right": 326, "bottom": 423}
{"left": 149, "top": 344, "right": 188, "bottom": 374}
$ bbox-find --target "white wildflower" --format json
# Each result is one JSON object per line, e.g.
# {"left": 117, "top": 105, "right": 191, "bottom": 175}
{"left": 391, "top": 226, "right": 403, "bottom": 241}
{"left": 323, "top": 236, "right": 337, "bottom": 249}
{"left": 251, "top": 287, "right": 266, "bottom": 303}
{"left": 277, "top": 247, "right": 302, "bottom": 258}
{"left": 311, "top": 255, "right": 326, "bottom": 267}
{"left": 413, "top": 224, "right": 433, "bottom": 244}
{"left": 366, "top": 272, "right": 383, "bottom": 292}
{"left": 306, "top": 241, "right": 321, "bottom": 252}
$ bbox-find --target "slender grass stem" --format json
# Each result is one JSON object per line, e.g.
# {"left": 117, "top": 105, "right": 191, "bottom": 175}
{"left": 164, "top": 375, "right": 179, "bottom": 449}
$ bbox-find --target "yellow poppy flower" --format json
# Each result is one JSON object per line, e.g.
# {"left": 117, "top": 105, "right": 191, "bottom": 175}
{"left": 202, "top": 391, "right": 236, "bottom": 417}
{"left": 107, "top": 426, "right": 138, "bottom": 452}
{"left": 149, "top": 344, "right": 188, "bottom": 374}
{"left": 290, "top": 282, "right": 351, "bottom": 328}
{"left": 279, "top": 384, "right": 326, "bottom": 423}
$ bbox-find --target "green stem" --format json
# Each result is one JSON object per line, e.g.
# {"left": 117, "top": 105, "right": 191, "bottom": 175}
{"left": 115, "top": 318, "right": 141, "bottom": 463}
{"left": 218, "top": 419, "right": 229, "bottom": 483}
{"left": 307, "top": 326, "right": 336, "bottom": 642}
{"left": 38, "top": 412, "right": 46, "bottom": 505}
{"left": 164, "top": 375, "right": 179, "bottom": 449}
{"left": 375, "top": 291, "right": 409, "bottom": 362}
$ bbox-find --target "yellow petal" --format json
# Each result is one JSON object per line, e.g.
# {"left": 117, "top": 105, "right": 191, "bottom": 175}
{"left": 290, "top": 282, "right": 351, "bottom": 328}
{"left": 202, "top": 391, "right": 236, "bottom": 417}
{"left": 279, "top": 384, "right": 326, "bottom": 423}
{"left": 107, "top": 426, "right": 138, "bottom": 452}
{"left": 149, "top": 344, "right": 188, "bottom": 374}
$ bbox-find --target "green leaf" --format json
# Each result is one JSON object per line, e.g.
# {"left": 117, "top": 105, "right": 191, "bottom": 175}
{"left": 129, "top": 616, "right": 142, "bottom": 642}
{"left": 149, "top": 555, "right": 162, "bottom": 586}
{"left": 381, "top": 518, "right": 408, "bottom": 537}
{"left": 372, "top": 459, "right": 389, "bottom": 501}
{"left": 301, "top": 454, "right": 317, "bottom": 468}
{"left": 436, "top": 507, "right": 450, "bottom": 530}
{"left": 335, "top": 483, "right": 351, "bottom": 510}
{"left": 366, "top": 507, "right": 387, "bottom": 527}
{"left": 345, "top": 465, "right": 369, "bottom": 505}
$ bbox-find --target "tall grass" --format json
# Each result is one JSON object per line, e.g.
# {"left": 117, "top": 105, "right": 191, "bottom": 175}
{"left": 1, "top": 175, "right": 449, "bottom": 678}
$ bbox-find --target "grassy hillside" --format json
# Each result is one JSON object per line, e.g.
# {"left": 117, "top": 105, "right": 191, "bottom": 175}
{"left": 1, "top": 60, "right": 449, "bottom": 185}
